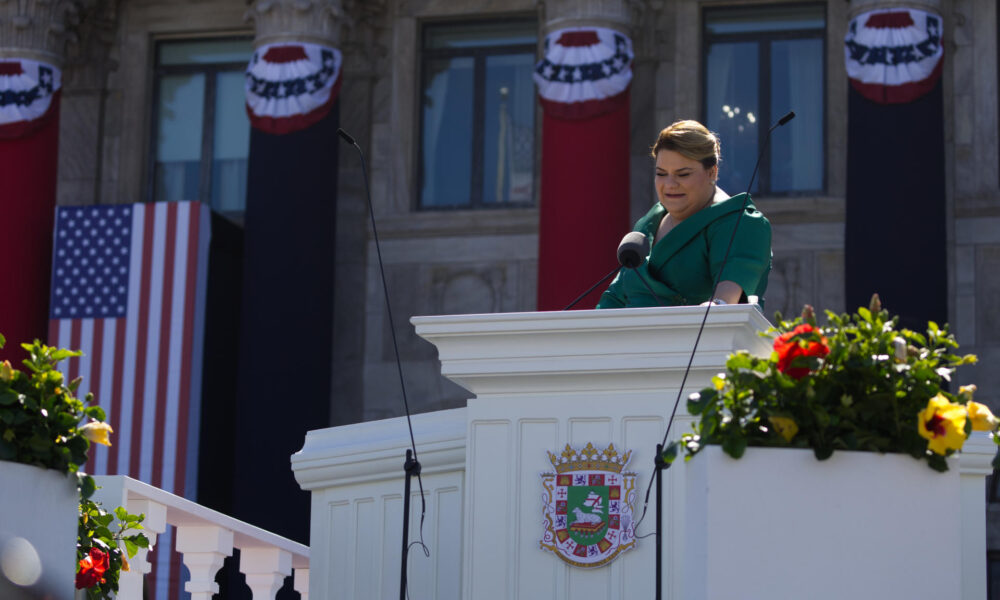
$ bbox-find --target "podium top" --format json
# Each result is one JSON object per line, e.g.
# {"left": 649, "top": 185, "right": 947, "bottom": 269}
{"left": 412, "top": 304, "right": 773, "bottom": 397}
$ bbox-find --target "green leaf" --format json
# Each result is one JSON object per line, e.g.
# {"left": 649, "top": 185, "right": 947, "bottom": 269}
{"left": 132, "top": 533, "right": 150, "bottom": 548}
{"left": 721, "top": 434, "right": 747, "bottom": 459}
{"left": 79, "top": 474, "right": 96, "bottom": 499}
{"left": 84, "top": 405, "right": 106, "bottom": 421}
{"left": 661, "top": 442, "right": 679, "bottom": 466}
{"left": 0, "top": 392, "right": 16, "bottom": 406}
{"left": 0, "top": 332, "right": 5, "bottom": 348}
{"left": 123, "top": 539, "right": 138, "bottom": 558}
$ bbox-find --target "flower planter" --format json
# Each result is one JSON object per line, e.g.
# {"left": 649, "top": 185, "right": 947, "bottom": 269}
{"left": 0, "top": 460, "right": 78, "bottom": 600}
{"left": 683, "top": 445, "right": 961, "bottom": 600}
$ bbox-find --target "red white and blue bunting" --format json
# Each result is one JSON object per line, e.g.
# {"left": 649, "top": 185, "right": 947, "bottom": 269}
{"left": 533, "top": 27, "right": 633, "bottom": 120}
{"left": 844, "top": 8, "right": 943, "bottom": 104}
{"left": 0, "top": 58, "right": 61, "bottom": 139}
{"left": 245, "top": 42, "right": 342, "bottom": 135}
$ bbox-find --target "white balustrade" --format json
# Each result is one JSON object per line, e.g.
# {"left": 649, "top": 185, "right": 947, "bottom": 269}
{"left": 91, "top": 476, "right": 309, "bottom": 600}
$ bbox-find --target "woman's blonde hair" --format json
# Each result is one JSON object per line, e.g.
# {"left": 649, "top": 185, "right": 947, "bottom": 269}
{"left": 651, "top": 120, "right": 720, "bottom": 169}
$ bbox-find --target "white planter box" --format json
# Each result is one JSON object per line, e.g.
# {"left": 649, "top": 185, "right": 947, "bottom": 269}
{"left": 0, "top": 460, "right": 78, "bottom": 600}
{"left": 684, "top": 445, "right": 961, "bottom": 600}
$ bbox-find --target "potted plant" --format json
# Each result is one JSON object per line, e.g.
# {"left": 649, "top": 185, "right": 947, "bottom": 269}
{"left": 0, "top": 335, "right": 145, "bottom": 599}
{"left": 670, "top": 296, "right": 996, "bottom": 600}
{"left": 676, "top": 294, "right": 994, "bottom": 468}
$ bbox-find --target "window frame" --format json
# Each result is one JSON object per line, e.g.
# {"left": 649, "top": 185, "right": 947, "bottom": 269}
{"left": 415, "top": 18, "right": 538, "bottom": 211}
{"left": 146, "top": 36, "right": 253, "bottom": 213}
{"left": 700, "top": 2, "right": 828, "bottom": 197}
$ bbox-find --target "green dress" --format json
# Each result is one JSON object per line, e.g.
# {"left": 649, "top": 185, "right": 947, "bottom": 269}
{"left": 596, "top": 193, "right": 772, "bottom": 309}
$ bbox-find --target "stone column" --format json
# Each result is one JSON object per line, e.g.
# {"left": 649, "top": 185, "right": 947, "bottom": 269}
{"left": 535, "top": 0, "right": 636, "bottom": 310}
{"left": 234, "top": 0, "right": 343, "bottom": 548}
{"left": 0, "top": 0, "right": 78, "bottom": 361}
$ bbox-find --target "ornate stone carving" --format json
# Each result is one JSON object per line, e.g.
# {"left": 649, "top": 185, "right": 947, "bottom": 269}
{"left": 541, "top": 0, "right": 632, "bottom": 33}
{"left": 0, "top": 0, "right": 90, "bottom": 64}
{"left": 62, "top": 0, "right": 119, "bottom": 90}
{"left": 245, "top": 0, "right": 344, "bottom": 47}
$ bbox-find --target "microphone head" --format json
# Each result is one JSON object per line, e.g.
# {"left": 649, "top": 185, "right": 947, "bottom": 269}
{"left": 777, "top": 111, "right": 795, "bottom": 126}
{"left": 617, "top": 231, "right": 649, "bottom": 269}
{"left": 337, "top": 128, "right": 357, "bottom": 146}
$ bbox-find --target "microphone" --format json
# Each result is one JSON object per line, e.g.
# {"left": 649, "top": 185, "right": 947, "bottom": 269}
{"left": 617, "top": 231, "right": 648, "bottom": 269}
{"left": 562, "top": 231, "right": 654, "bottom": 310}
{"left": 337, "top": 127, "right": 430, "bottom": 599}
{"left": 337, "top": 127, "right": 357, "bottom": 146}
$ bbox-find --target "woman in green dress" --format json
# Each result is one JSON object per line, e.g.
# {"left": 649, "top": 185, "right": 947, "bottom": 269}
{"left": 597, "top": 120, "right": 771, "bottom": 309}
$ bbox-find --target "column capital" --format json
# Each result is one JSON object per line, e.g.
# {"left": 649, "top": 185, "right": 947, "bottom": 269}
{"left": 0, "top": 0, "right": 90, "bottom": 65}
{"left": 246, "top": 0, "right": 344, "bottom": 49}
{"left": 849, "top": 0, "right": 942, "bottom": 19}
{"left": 541, "top": 0, "right": 637, "bottom": 36}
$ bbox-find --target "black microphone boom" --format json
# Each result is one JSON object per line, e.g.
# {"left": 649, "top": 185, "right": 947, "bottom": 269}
{"left": 337, "top": 127, "right": 429, "bottom": 600}
{"left": 644, "top": 111, "right": 795, "bottom": 600}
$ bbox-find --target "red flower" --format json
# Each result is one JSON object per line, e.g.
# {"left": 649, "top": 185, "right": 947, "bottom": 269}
{"left": 773, "top": 324, "right": 830, "bottom": 379}
{"left": 75, "top": 547, "right": 109, "bottom": 589}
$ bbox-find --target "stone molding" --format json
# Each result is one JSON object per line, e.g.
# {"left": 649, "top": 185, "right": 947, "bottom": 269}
{"left": 848, "top": 0, "right": 942, "bottom": 19}
{"left": 541, "top": 0, "right": 635, "bottom": 35}
{"left": 245, "top": 0, "right": 344, "bottom": 48}
{"left": 0, "top": 0, "right": 89, "bottom": 65}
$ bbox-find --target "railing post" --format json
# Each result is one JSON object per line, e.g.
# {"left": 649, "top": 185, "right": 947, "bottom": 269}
{"left": 239, "top": 547, "right": 292, "bottom": 600}
{"left": 294, "top": 567, "right": 310, "bottom": 600}
{"left": 119, "top": 499, "right": 167, "bottom": 599}
{"left": 175, "top": 525, "right": 234, "bottom": 600}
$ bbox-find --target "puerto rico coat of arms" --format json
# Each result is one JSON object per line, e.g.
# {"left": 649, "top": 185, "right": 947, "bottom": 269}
{"left": 540, "top": 442, "right": 637, "bottom": 568}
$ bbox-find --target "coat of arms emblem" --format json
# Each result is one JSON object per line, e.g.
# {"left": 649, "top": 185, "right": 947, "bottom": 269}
{"left": 540, "top": 442, "right": 637, "bottom": 568}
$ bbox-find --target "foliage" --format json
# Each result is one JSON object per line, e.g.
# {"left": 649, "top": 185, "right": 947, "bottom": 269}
{"left": 674, "top": 296, "right": 989, "bottom": 472}
{"left": 0, "top": 334, "right": 107, "bottom": 473}
{"left": 0, "top": 333, "right": 141, "bottom": 599}
{"left": 76, "top": 482, "right": 149, "bottom": 599}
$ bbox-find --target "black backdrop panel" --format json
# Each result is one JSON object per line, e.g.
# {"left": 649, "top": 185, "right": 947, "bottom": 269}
{"left": 234, "top": 102, "right": 339, "bottom": 545}
{"left": 845, "top": 82, "right": 947, "bottom": 331}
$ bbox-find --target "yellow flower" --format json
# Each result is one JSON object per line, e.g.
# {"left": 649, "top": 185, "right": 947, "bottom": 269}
{"left": 959, "top": 384, "right": 978, "bottom": 399}
{"left": 768, "top": 416, "right": 799, "bottom": 442}
{"left": 78, "top": 421, "right": 113, "bottom": 447}
{"left": 121, "top": 555, "right": 130, "bottom": 572}
{"left": 967, "top": 401, "right": 999, "bottom": 432}
{"left": 0, "top": 360, "right": 13, "bottom": 383}
{"left": 917, "top": 394, "right": 967, "bottom": 455}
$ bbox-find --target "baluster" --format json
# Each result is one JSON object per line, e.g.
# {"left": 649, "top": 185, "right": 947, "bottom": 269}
{"left": 175, "top": 525, "right": 234, "bottom": 600}
{"left": 119, "top": 499, "right": 167, "bottom": 599}
{"left": 294, "top": 567, "right": 310, "bottom": 600}
{"left": 239, "top": 547, "right": 292, "bottom": 600}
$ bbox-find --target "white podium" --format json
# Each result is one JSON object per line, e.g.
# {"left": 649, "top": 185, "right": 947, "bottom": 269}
{"left": 291, "top": 305, "right": 990, "bottom": 600}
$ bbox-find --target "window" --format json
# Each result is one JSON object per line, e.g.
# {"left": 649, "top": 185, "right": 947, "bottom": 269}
{"left": 418, "top": 20, "right": 537, "bottom": 209}
{"left": 703, "top": 4, "right": 825, "bottom": 196}
{"left": 150, "top": 38, "right": 253, "bottom": 214}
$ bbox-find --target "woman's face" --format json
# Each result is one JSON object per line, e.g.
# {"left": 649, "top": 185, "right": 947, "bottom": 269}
{"left": 654, "top": 149, "right": 718, "bottom": 221}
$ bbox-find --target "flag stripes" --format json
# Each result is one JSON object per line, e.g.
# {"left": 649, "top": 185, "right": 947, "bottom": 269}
{"left": 48, "top": 201, "right": 210, "bottom": 600}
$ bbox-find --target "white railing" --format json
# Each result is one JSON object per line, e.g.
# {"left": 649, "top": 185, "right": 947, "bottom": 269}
{"left": 92, "top": 476, "right": 309, "bottom": 600}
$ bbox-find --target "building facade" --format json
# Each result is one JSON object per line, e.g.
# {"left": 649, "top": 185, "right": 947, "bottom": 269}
{"left": 3, "top": 0, "right": 1000, "bottom": 594}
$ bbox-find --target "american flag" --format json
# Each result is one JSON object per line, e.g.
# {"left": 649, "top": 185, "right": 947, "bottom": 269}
{"left": 49, "top": 201, "right": 211, "bottom": 600}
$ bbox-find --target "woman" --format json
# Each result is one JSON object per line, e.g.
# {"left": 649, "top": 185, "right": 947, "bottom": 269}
{"left": 597, "top": 120, "right": 771, "bottom": 308}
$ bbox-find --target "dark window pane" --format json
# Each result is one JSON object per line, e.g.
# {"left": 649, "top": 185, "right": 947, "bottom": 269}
{"left": 481, "top": 54, "right": 535, "bottom": 205}
{"left": 705, "top": 4, "right": 825, "bottom": 35}
{"left": 211, "top": 70, "right": 250, "bottom": 212}
{"left": 159, "top": 39, "right": 253, "bottom": 65}
{"left": 421, "top": 57, "right": 475, "bottom": 207}
{"left": 154, "top": 73, "right": 206, "bottom": 202}
{"left": 425, "top": 21, "right": 537, "bottom": 49}
{"left": 706, "top": 42, "right": 759, "bottom": 195}
{"left": 770, "top": 38, "right": 823, "bottom": 193}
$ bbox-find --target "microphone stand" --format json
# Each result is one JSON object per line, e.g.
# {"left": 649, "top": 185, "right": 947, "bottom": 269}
{"left": 648, "top": 112, "right": 796, "bottom": 600}
{"left": 399, "top": 449, "right": 420, "bottom": 600}
{"left": 338, "top": 128, "right": 427, "bottom": 600}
